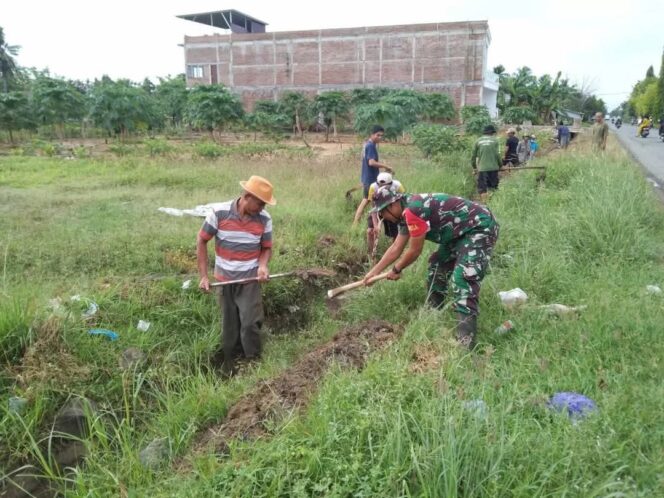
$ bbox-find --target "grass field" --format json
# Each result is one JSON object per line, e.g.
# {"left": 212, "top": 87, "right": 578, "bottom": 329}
{"left": 1, "top": 134, "right": 663, "bottom": 497}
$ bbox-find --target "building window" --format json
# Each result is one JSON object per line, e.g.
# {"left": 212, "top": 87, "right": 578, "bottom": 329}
{"left": 187, "top": 65, "right": 204, "bottom": 79}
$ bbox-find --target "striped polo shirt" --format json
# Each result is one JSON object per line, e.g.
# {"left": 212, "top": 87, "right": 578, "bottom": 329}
{"left": 199, "top": 199, "right": 273, "bottom": 281}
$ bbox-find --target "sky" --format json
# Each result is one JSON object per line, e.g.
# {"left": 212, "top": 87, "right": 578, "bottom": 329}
{"left": 2, "top": 0, "right": 663, "bottom": 110}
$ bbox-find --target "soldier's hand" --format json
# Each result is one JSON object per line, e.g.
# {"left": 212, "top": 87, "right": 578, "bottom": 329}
{"left": 386, "top": 269, "right": 401, "bottom": 281}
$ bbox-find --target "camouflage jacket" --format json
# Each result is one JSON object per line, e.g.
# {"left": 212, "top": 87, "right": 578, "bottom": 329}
{"left": 398, "top": 193, "right": 497, "bottom": 245}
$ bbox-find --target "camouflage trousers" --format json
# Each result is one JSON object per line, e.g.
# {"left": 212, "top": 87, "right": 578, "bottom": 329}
{"left": 426, "top": 221, "right": 499, "bottom": 316}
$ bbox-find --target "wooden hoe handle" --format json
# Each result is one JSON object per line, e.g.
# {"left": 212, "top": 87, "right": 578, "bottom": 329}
{"left": 326, "top": 272, "right": 390, "bottom": 299}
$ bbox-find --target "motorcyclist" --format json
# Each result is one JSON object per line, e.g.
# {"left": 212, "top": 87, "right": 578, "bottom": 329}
{"left": 637, "top": 115, "right": 651, "bottom": 137}
{"left": 615, "top": 117, "right": 622, "bottom": 127}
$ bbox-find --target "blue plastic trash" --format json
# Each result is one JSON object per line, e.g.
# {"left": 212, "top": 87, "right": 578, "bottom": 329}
{"left": 88, "top": 329, "right": 119, "bottom": 341}
{"left": 547, "top": 392, "right": 597, "bottom": 421}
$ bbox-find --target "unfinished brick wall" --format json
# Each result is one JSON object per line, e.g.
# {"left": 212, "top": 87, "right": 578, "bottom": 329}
{"left": 183, "top": 21, "right": 491, "bottom": 111}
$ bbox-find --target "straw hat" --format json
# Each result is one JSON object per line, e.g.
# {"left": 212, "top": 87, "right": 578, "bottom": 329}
{"left": 239, "top": 175, "right": 276, "bottom": 205}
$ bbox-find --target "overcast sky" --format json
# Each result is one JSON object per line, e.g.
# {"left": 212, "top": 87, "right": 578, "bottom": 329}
{"left": 2, "top": 0, "right": 662, "bottom": 110}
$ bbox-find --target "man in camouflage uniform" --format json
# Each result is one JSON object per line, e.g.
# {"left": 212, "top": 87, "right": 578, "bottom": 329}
{"left": 363, "top": 188, "right": 499, "bottom": 348}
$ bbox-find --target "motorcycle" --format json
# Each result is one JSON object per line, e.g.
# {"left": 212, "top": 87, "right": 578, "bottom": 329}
{"left": 640, "top": 126, "right": 651, "bottom": 138}
{"left": 615, "top": 121, "right": 622, "bottom": 129}
{"left": 660, "top": 127, "right": 664, "bottom": 142}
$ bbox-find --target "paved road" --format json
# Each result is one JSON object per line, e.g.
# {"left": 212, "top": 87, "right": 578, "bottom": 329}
{"left": 612, "top": 123, "right": 664, "bottom": 185}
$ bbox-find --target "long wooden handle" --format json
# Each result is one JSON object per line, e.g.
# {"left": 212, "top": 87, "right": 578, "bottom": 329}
{"left": 327, "top": 272, "right": 390, "bottom": 299}
{"left": 210, "top": 272, "right": 294, "bottom": 288}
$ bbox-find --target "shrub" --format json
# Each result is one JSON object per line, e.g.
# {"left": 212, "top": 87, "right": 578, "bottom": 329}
{"left": 108, "top": 143, "right": 133, "bottom": 156}
{"left": 502, "top": 106, "right": 537, "bottom": 124}
{"left": 145, "top": 138, "right": 175, "bottom": 157}
{"left": 460, "top": 105, "right": 494, "bottom": 135}
{"left": 411, "top": 124, "right": 466, "bottom": 158}
{"left": 194, "top": 142, "right": 224, "bottom": 158}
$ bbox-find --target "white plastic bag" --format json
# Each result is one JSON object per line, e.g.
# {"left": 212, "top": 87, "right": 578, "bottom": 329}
{"left": 498, "top": 288, "right": 528, "bottom": 308}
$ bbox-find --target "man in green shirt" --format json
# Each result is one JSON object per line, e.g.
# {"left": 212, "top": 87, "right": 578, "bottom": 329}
{"left": 471, "top": 124, "right": 503, "bottom": 203}
{"left": 592, "top": 112, "right": 609, "bottom": 151}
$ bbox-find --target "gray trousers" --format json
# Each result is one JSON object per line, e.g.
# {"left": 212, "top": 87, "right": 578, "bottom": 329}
{"left": 216, "top": 282, "right": 264, "bottom": 367}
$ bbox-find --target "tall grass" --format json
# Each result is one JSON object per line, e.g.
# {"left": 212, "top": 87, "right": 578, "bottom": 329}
{"left": 1, "top": 137, "right": 663, "bottom": 496}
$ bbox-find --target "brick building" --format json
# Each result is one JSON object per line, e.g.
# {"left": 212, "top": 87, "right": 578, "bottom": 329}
{"left": 179, "top": 10, "right": 498, "bottom": 116}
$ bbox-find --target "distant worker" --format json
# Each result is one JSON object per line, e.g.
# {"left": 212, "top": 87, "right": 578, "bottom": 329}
{"left": 470, "top": 124, "right": 502, "bottom": 203}
{"left": 197, "top": 176, "right": 276, "bottom": 376}
{"left": 353, "top": 125, "right": 393, "bottom": 225}
{"left": 592, "top": 112, "right": 609, "bottom": 151}
{"left": 517, "top": 135, "right": 531, "bottom": 164}
{"left": 557, "top": 121, "right": 570, "bottom": 148}
{"left": 503, "top": 127, "right": 520, "bottom": 166}
{"left": 363, "top": 189, "right": 499, "bottom": 349}
{"left": 367, "top": 172, "right": 405, "bottom": 260}
{"left": 529, "top": 134, "right": 539, "bottom": 159}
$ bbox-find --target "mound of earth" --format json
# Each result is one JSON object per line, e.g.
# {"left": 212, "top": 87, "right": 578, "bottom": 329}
{"left": 188, "top": 320, "right": 399, "bottom": 460}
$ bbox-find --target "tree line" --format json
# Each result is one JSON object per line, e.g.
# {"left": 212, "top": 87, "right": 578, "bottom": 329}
{"left": 614, "top": 52, "right": 664, "bottom": 120}
{"left": 0, "top": 26, "right": 610, "bottom": 144}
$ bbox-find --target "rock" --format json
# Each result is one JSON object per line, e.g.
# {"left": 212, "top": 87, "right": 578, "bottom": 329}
{"left": 8, "top": 396, "right": 28, "bottom": 415}
{"left": 53, "top": 397, "right": 96, "bottom": 439}
{"left": 119, "top": 348, "right": 146, "bottom": 370}
{"left": 139, "top": 437, "right": 170, "bottom": 469}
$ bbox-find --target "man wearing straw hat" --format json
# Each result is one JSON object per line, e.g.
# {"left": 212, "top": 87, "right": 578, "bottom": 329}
{"left": 197, "top": 175, "right": 276, "bottom": 375}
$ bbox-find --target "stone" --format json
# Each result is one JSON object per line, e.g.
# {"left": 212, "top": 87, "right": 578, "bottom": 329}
{"left": 119, "top": 348, "right": 146, "bottom": 371}
{"left": 139, "top": 437, "right": 170, "bottom": 469}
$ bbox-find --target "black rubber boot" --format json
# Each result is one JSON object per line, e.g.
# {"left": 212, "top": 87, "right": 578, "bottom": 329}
{"left": 427, "top": 291, "right": 447, "bottom": 309}
{"left": 456, "top": 313, "right": 477, "bottom": 350}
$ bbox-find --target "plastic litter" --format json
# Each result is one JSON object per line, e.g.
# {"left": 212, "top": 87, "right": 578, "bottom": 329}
{"left": 82, "top": 302, "right": 99, "bottom": 319}
{"left": 182, "top": 279, "right": 192, "bottom": 290}
{"left": 157, "top": 207, "right": 184, "bottom": 217}
{"left": 646, "top": 178, "right": 660, "bottom": 188}
{"left": 462, "top": 399, "right": 488, "bottom": 421}
{"left": 8, "top": 396, "right": 28, "bottom": 415}
{"left": 159, "top": 203, "right": 226, "bottom": 218}
{"left": 88, "top": 329, "right": 119, "bottom": 341}
{"left": 646, "top": 285, "right": 662, "bottom": 295}
{"left": 498, "top": 288, "right": 528, "bottom": 308}
{"left": 70, "top": 295, "right": 82, "bottom": 302}
{"left": 48, "top": 298, "right": 65, "bottom": 315}
{"left": 136, "top": 320, "right": 151, "bottom": 332}
{"left": 494, "top": 320, "right": 515, "bottom": 334}
{"left": 539, "top": 304, "right": 587, "bottom": 316}
{"left": 547, "top": 392, "right": 597, "bottom": 422}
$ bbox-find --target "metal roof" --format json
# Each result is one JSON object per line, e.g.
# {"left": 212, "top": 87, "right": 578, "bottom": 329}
{"left": 177, "top": 9, "right": 268, "bottom": 32}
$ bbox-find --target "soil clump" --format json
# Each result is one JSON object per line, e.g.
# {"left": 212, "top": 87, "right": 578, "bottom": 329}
{"left": 187, "top": 320, "right": 399, "bottom": 462}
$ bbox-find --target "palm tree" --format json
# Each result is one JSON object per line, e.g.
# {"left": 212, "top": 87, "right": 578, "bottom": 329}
{"left": 0, "top": 27, "right": 21, "bottom": 93}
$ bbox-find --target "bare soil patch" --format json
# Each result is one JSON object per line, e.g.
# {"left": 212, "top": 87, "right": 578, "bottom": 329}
{"left": 184, "top": 320, "right": 399, "bottom": 463}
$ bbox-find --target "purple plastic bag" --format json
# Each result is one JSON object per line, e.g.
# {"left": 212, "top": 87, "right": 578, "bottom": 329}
{"left": 548, "top": 392, "right": 597, "bottom": 421}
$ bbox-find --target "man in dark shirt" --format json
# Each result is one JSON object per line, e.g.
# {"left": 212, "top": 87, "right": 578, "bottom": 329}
{"left": 557, "top": 121, "right": 570, "bottom": 148}
{"left": 352, "top": 125, "right": 393, "bottom": 224}
{"left": 503, "top": 127, "right": 520, "bottom": 166}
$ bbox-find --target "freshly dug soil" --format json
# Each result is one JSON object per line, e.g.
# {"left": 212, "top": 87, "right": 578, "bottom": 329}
{"left": 189, "top": 320, "right": 399, "bottom": 458}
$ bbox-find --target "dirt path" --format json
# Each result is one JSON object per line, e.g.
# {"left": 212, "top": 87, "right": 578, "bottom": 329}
{"left": 180, "top": 320, "right": 399, "bottom": 466}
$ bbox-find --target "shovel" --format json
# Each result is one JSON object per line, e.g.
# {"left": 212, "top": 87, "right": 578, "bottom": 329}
{"left": 210, "top": 268, "right": 335, "bottom": 288}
